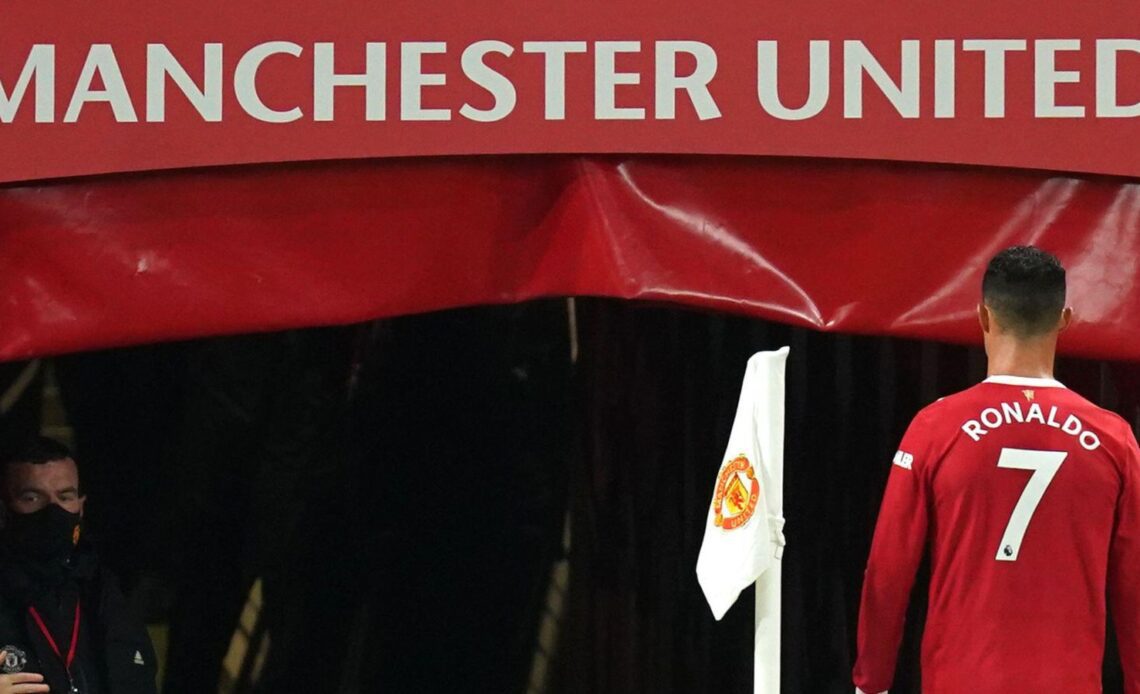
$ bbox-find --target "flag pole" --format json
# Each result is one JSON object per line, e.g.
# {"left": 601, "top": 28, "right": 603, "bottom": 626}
{"left": 753, "top": 347, "right": 786, "bottom": 694}
{"left": 754, "top": 560, "right": 782, "bottom": 692}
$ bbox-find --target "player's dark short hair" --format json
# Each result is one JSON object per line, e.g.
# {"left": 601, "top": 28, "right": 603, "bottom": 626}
{"left": 1, "top": 436, "right": 76, "bottom": 483}
{"left": 982, "top": 246, "right": 1066, "bottom": 337}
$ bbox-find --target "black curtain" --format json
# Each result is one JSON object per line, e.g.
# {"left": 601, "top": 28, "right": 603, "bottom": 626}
{"left": 54, "top": 344, "right": 188, "bottom": 590}
{"left": 159, "top": 327, "right": 356, "bottom": 694}
{"left": 349, "top": 301, "right": 574, "bottom": 693}
{"left": 0, "top": 360, "right": 43, "bottom": 462}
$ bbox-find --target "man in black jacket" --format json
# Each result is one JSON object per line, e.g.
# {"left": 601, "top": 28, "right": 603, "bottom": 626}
{"left": 0, "top": 437, "right": 156, "bottom": 694}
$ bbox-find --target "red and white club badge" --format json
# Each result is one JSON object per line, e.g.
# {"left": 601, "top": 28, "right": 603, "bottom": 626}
{"left": 1, "top": 645, "right": 27, "bottom": 674}
{"left": 712, "top": 454, "right": 761, "bottom": 530}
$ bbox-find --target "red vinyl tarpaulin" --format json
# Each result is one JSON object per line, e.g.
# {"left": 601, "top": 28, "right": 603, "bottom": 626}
{"left": 3, "top": 156, "right": 1139, "bottom": 362}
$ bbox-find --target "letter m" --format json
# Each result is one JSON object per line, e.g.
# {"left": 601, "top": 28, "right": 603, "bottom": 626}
{"left": 1, "top": 45, "right": 55, "bottom": 123}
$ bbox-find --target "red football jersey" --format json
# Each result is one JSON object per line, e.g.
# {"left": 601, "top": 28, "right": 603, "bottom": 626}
{"left": 854, "top": 375, "right": 1140, "bottom": 694}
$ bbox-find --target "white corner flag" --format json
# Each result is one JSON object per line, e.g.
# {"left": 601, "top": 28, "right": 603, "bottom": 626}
{"left": 696, "top": 347, "right": 788, "bottom": 693}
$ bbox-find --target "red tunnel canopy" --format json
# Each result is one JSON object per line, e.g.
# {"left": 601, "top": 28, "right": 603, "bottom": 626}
{"left": 2, "top": 156, "right": 1139, "bottom": 361}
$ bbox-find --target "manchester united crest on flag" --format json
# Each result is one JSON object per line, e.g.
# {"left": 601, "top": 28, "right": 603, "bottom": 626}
{"left": 713, "top": 454, "right": 761, "bottom": 530}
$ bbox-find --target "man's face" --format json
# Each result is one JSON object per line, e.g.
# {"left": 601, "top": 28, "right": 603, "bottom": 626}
{"left": 4, "top": 458, "right": 85, "bottom": 516}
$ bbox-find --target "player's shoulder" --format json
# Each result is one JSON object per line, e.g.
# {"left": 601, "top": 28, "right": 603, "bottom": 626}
{"left": 895, "top": 387, "right": 978, "bottom": 444}
{"left": 1078, "top": 397, "right": 1139, "bottom": 451}
{"left": 908, "top": 382, "right": 989, "bottom": 423}
{"left": 892, "top": 391, "right": 979, "bottom": 468}
{"left": 1048, "top": 386, "right": 1135, "bottom": 438}
{"left": 901, "top": 381, "right": 1033, "bottom": 438}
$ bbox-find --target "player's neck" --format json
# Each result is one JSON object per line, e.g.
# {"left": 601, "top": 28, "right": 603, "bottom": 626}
{"left": 985, "top": 336, "right": 1057, "bottom": 380}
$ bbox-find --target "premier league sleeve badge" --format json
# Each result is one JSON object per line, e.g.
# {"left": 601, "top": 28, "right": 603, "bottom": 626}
{"left": 1, "top": 645, "right": 27, "bottom": 673}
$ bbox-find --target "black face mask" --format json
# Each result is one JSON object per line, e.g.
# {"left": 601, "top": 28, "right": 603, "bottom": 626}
{"left": 3, "top": 503, "right": 82, "bottom": 564}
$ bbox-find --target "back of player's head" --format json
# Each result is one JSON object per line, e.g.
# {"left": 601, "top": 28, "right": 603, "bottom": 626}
{"left": 982, "top": 246, "right": 1066, "bottom": 338}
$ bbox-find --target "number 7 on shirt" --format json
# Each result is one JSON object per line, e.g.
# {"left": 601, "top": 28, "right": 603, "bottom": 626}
{"left": 995, "top": 447, "right": 1067, "bottom": 562}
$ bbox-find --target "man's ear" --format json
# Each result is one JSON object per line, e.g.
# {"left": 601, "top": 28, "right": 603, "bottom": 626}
{"left": 978, "top": 303, "right": 992, "bottom": 334}
{"left": 1058, "top": 306, "right": 1073, "bottom": 333}
{"left": 77, "top": 495, "right": 86, "bottom": 518}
